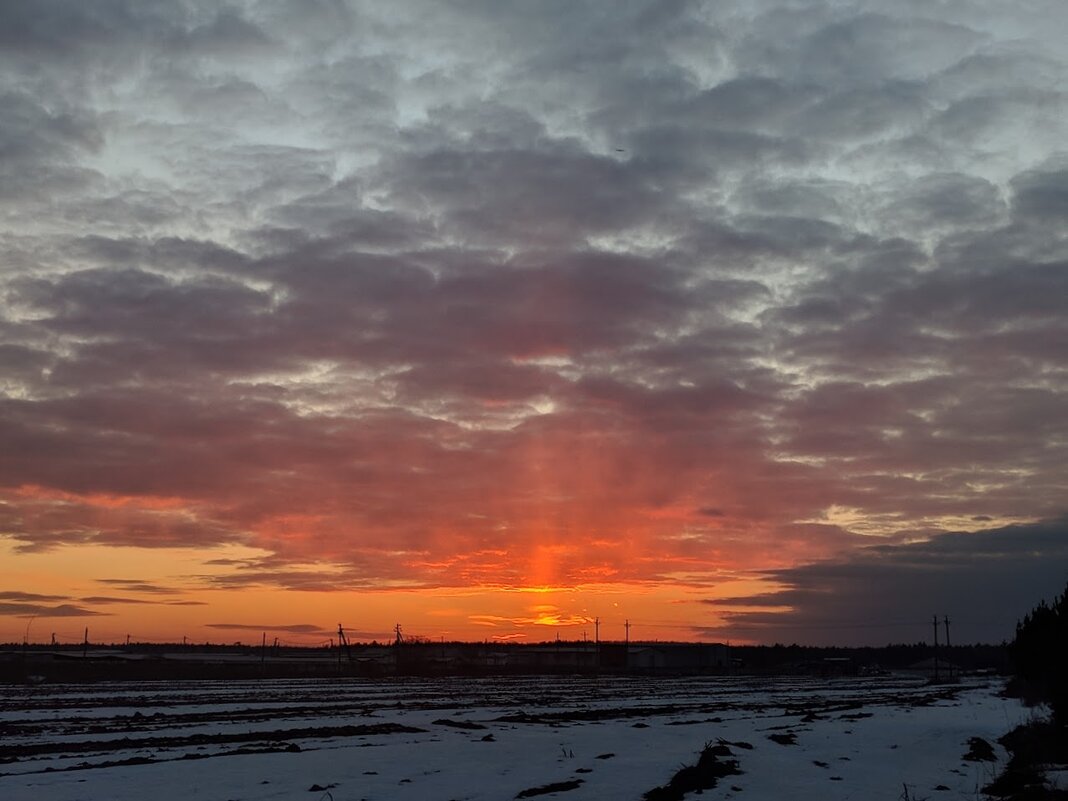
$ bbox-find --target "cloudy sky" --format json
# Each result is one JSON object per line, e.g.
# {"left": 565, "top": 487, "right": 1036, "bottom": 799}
{"left": 1, "top": 0, "right": 1066, "bottom": 646}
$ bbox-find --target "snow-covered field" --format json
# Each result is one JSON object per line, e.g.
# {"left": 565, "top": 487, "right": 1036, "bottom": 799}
{"left": 0, "top": 674, "right": 1027, "bottom": 800}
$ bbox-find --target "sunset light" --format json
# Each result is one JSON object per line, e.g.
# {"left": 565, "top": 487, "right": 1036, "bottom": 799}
{"left": 1, "top": 0, "right": 1066, "bottom": 654}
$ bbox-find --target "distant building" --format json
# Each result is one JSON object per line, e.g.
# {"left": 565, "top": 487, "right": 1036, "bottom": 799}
{"left": 629, "top": 644, "right": 730, "bottom": 673}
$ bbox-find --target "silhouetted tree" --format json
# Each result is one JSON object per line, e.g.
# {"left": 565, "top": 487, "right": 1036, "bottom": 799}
{"left": 1011, "top": 581, "right": 1068, "bottom": 724}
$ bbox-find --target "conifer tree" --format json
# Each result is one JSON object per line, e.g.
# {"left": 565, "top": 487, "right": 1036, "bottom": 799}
{"left": 1011, "top": 582, "right": 1068, "bottom": 724}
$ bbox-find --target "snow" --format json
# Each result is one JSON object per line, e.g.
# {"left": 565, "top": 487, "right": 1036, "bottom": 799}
{"left": 0, "top": 675, "right": 1027, "bottom": 800}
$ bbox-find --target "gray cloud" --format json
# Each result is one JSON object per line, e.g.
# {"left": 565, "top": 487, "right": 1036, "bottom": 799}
{"left": 94, "top": 580, "right": 184, "bottom": 595}
{"left": 79, "top": 596, "right": 157, "bottom": 605}
{"left": 205, "top": 622, "right": 327, "bottom": 633}
{"left": 0, "top": 590, "right": 70, "bottom": 602}
{"left": 703, "top": 519, "right": 1068, "bottom": 645}
{"left": 0, "top": 0, "right": 1066, "bottom": 636}
{"left": 0, "top": 602, "right": 108, "bottom": 618}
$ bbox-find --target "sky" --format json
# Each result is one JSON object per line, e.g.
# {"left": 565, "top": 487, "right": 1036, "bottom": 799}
{"left": 1, "top": 0, "right": 1066, "bottom": 647}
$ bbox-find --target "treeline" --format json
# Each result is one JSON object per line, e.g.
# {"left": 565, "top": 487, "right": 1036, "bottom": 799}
{"left": 1010, "top": 581, "right": 1068, "bottom": 723}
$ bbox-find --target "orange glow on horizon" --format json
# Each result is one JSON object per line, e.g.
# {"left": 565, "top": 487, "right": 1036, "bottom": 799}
{"left": 0, "top": 430, "right": 865, "bottom": 648}
{"left": 0, "top": 538, "right": 784, "bottom": 645}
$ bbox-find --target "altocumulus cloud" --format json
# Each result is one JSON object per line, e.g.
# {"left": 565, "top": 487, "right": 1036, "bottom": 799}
{"left": 0, "top": 0, "right": 1065, "bottom": 626}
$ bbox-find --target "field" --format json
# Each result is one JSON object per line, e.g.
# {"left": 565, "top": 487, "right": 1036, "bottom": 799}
{"left": 0, "top": 674, "right": 1026, "bottom": 800}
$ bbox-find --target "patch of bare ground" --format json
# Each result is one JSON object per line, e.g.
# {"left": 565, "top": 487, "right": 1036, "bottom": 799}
{"left": 962, "top": 736, "right": 997, "bottom": 762}
{"left": 493, "top": 704, "right": 690, "bottom": 724}
{"left": 10, "top": 743, "right": 307, "bottom": 775}
{"left": 767, "top": 732, "right": 797, "bottom": 745}
{"left": 718, "top": 738, "right": 753, "bottom": 750}
{"left": 642, "top": 741, "right": 742, "bottom": 801}
{"left": 0, "top": 722, "right": 424, "bottom": 764}
{"left": 515, "top": 779, "right": 584, "bottom": 798}
{"left": 432, "top": 718, "right": 486, "bottom": 730}
{"left": 984, "top": 719, "right": 1068, "bottom": 800}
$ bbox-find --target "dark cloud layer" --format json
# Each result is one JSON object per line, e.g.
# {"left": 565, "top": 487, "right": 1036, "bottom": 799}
{"left": 0, "top": 602, "right": 107, "bottom": 618}
{"left": 703, "top": 519, "right": 1068, "bottom": 645}
{"left": 1, "top": 0, "right": 1066, "bottom": 641}
{"left": 205, "top": 622, "right": 329, "bottom": 635}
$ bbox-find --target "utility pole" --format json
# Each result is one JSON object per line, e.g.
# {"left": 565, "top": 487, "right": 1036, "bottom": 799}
{"left": 624, "top": 620, "right": 631, "bottom": 673}
{"left": 594, "top": 616, "right": 601, "bottom": 671}
{"left": 126, "top": 634, "right": 130, "bottom": 648}
{"left": 338, "top": 624, "right": 344, "bottom": 672}
{"left": 943, "top": 616, "right": 952, "bottom": 679}
{"left": 83, "top": 627, "right": 89, "bottom": 658}
{"left": 261, "top": 631, "right": 267, "bottom": 669}
{"left": 932, "top": 614, "right": 940, "bottom": 682}
{"left": 394, "top": 623, "right": 403, "bottom": 646}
